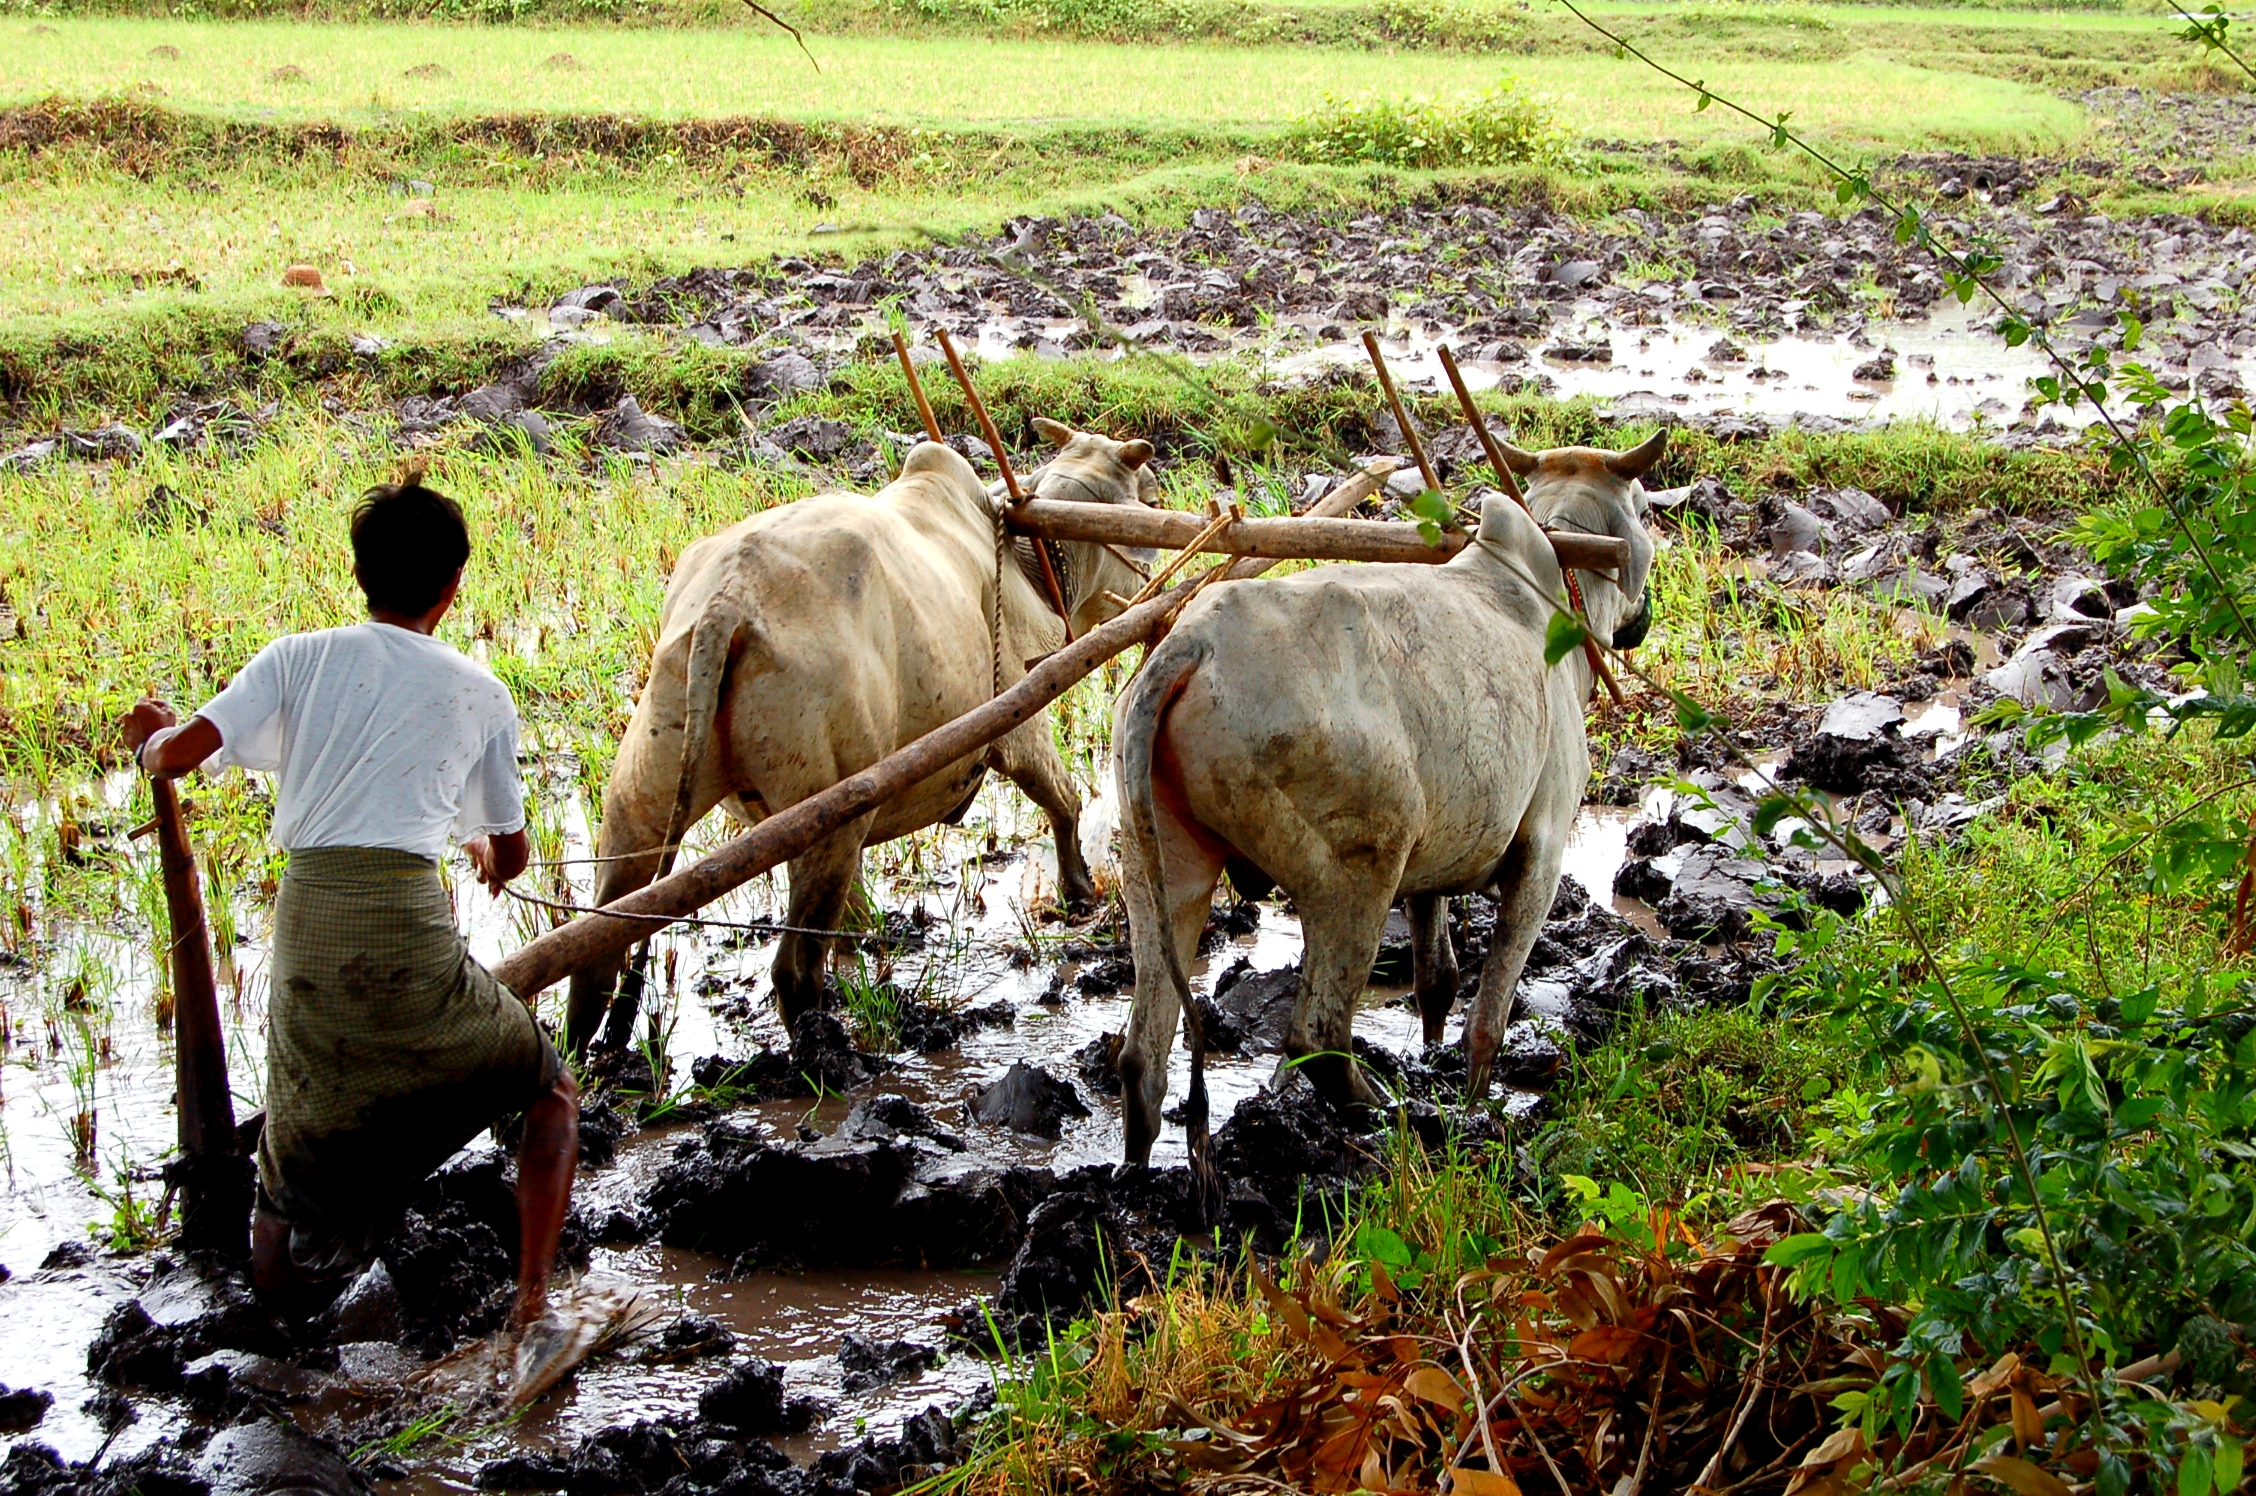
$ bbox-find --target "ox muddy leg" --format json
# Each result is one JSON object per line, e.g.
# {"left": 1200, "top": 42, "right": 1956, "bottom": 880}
{"left": 993, "top": 730, "right": 1096, "bottom": 914}
{"left": 1118, "top": 819, "right": 1223, "bottom": 1168}
{"left": 1284, "top": 878, "right": 1394, "bottom": 1109}
{"left": 567, "top": 798, "right": 703, "bottom": 1056}
{"left": 773, "top": 822, "right": 869, "bottom": 1031}
{"left": 1409, "top": 894, "right": 1459, "bottom": 1047}
{"left": 1462, "top": 837, "right": 1565, "bottom": 1099}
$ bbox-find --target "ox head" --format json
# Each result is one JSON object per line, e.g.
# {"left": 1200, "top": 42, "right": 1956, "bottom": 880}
{"left": 1027, "top": 416, "right": 1161, "bottom": 637}
{"left": 1493, "top": 430, "right": 1663, "bottom": 651}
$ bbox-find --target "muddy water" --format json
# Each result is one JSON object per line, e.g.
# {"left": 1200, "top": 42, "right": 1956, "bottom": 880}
{"left": 0, "top": 775, "right": 1637, "bottom": 1483}
{"left": 952, "top": 297, "right": 2079, "bottom": 432}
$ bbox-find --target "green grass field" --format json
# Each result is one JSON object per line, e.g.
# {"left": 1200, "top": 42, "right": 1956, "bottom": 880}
{"left": 0, "top": 1, "right": 2157, "bottom": 366}
{"left": 0, "top": 12, "right": 2109, "bottom": 136}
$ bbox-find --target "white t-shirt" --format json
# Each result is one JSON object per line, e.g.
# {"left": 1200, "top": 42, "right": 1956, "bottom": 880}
{"left": 196, "top": 622, "right": 525, "bottom": 858}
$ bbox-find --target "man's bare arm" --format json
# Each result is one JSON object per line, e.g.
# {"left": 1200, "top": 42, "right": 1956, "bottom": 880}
{"left": 121, "top": 699, "right": 223, "bottom": 779}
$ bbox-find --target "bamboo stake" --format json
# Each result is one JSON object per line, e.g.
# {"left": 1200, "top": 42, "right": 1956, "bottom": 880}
{"left": 932, "top": 327, "right": 1025, "bottom": 504}
{"left": 145, "top": 778, "right": 251, "bottom": 1259}
{"left": 931, "top": 327, "right": 1072, "bottom": 629}
{"left": 1436, "top": 341, "right": 1627, "bottom": 708}
{"left": 1436, "top": 343, "right": 1525, "bottom": 509}
{"left": 891, "top": 330, "right": 943, "bottom": 444}
{"left": 1362, "top": 331, "right": 1442, "bottom": 496}
{"left": 492, "top": 460, "right": 1406, "bottom": 1003}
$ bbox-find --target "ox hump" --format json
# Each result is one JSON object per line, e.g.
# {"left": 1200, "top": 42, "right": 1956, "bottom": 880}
{"left": 1468, "top": 491, "right": 1564, "bottom": 597}
{"left": 898, "top": 440, "right": 985, "bottom": 492}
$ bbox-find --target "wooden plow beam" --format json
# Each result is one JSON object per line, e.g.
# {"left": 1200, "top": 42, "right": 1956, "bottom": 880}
{"left": 491, "top": 462, "right": 1400, "bottom": 1000}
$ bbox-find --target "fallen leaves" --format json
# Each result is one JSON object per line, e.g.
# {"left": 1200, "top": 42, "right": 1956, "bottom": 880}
{"left": 1129, "top": 1200, "right": 2232, "bottom": 1496}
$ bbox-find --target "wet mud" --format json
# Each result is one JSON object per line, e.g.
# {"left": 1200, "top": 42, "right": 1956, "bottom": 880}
{"left": 2, "top": 480, "right": 2162, "bottom": 1482}
{"left": 11, "top": 181, "right": 2256, "bottom": 472}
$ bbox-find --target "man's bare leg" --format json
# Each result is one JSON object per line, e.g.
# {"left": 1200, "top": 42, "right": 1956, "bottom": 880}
{"left": 511, "top": 1068, "right": 579, "bottom": 1329}
{"left": 252, "top": 1206, "right": 296, "bottom": 1299}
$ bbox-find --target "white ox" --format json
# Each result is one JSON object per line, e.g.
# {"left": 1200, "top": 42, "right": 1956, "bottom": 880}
{"left": 565, "top": 420, "right": 1157, "bottom": 1050}
{"left": 1110, "top": 434, "right": 1663, "bottom": 1164}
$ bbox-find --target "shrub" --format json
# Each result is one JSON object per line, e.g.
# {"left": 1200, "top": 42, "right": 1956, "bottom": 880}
{"left": 1280, "top": 76, "right": 1566, "bottom": 170}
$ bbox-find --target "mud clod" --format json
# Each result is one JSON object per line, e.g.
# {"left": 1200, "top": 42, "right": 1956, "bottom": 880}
{"left": 988, "top": 1189, "right": 1131, "bottom": 1336}
{"left": 1654, "top": 847, "right": 1770, "bottom": 943}
{"left": 1210, "top": 963, "right": 1299, "bottom": 1053}
{"left": 969, "top": 1061, "right": 1089, "bottom": 1139}
{"left": 1072, "top": 1031, "right": 1123, "bottom": 1094}
{"left": 790, "top": 1009, "right": 879, "bottom": 1092}
{"left": 0, "top": 1382, "right": 53, "bottom": 1431}
{"left": 838, "top": 1332, "right": 939, "bottom": 1391}
{"left": 196, "top": 1417, "right": 368, "bottom": 1496}
{"left": 88, "top": 1261, "right": 287, "bottom": 1392}
{"left": 697, "top": 1357, "right": 824, "bottom": 1434}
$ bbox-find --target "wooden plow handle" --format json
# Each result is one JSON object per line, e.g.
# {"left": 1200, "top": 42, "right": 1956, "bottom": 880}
{"left": 147, "top": 777, "right": 252, "bottom": 1260}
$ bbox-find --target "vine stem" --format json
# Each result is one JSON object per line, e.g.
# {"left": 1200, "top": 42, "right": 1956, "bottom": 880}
{"left": 2167, "top": 0, "right": 2256, "bottom": 84}
{"left": 1552, "top": 0, "right": 2256, "bottom": 654}
{"left": 1465, "top": 264, "right": 2120, "bottom": 1464}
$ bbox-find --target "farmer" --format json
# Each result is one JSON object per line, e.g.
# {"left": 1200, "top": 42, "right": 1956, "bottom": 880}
{"left": 123, "top": 476, "right": 577, "bottom": 1331}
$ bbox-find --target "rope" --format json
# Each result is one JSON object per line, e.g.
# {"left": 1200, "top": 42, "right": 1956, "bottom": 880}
{"left": 525, "top": 842, "right": 696, "bottom": 869}
{"left": 495, "top": 881, "right": 1071, "bottom": 961}
{"left": 992, "top": 491, "right": 1010, "bottom": 699}
{"left": 499, "top": 881, "right": 903, "bottom": 944}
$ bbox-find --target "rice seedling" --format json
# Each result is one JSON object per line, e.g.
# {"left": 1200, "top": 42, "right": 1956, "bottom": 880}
{"left": 87, "top": 1152, "right": 169, "bottom": 1252}
{"left": 836, "top": 951, "right": 905, "bottom": 1053}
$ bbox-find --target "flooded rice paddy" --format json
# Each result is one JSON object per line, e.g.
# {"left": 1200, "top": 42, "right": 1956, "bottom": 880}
{"left": 0, "top": 769, "right": 1647, "bottom": 1486}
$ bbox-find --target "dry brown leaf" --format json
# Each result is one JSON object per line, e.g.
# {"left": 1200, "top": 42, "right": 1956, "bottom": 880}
{"left": 1553, "top": 1277, "right": 1601, "bottom": 1331}
{"left": 1567, "top": 1325, "right": 1644, "bottom": 1365}
{"left": 1537, "top": 1232, "right": 1616, "bottom": 1276}
{"left": 1448, "top": 1467, "right": 1524, "bottom": 1496}
{"left": 2009, "top": 1387, "right": 2045, "bottom": 1449}
{"left": 1801, "top": 1426, "right": 1865, "bottom": 1468}
{"left": 1372, "top": 1259, "right": 1402, "bottom": 1303}
{"left": 1968, "top": 1352, "right": 2023, "bottom": 1399}
{"left": 1972, "top": 1453, "right": 2076, "bottom": 1496}
{"left": 1254, "top": 1268, "right": 1314, "bottom": 1345}
{"left": 1402, "top": 1365, "right": 1468, "bottom": 1410}
{"left": 1310, "top": 1319, "right": 1353, "bottom": 1361}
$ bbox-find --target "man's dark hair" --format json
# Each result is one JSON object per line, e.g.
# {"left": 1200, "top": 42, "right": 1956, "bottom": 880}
{"left": 350, "top": 480, "right": 470, "bottom": 616}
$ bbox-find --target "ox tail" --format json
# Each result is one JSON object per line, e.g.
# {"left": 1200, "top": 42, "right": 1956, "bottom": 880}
{"left": 598, "top": 597, "right": 742, "bottom": 1053}
{"left": 1117, "top": 634, "right": 1220, "bottom": 1223}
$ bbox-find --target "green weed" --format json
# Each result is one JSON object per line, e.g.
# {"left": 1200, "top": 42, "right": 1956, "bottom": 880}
{"left": 1526, "top": 996, "right": 1874, "bottom": 1212}
{"left": 1281, "top": 75, "right": 1568, "bottom": 169}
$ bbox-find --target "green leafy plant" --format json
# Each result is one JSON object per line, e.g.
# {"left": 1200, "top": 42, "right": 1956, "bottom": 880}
{"left": 1282, "top": 76, "right": 1566, "bottom": 170}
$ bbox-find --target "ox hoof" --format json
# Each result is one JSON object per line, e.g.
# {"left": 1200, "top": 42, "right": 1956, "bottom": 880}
{"left": 1293, "top": 1049, "right": 1378, "bottom": 1110}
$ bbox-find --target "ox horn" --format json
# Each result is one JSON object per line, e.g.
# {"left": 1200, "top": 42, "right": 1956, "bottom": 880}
{"left": 1116, "top": 438, "right": 1154, "bottom": 469}
{"left": 1493, "top": 441, "right": 1541, "bottom": 477}
{"left": 1604, "top": 429, "right": 1669, "bottom": 481}
{"left": 1032, "top": 416, "right": 1075, "bottom": 448}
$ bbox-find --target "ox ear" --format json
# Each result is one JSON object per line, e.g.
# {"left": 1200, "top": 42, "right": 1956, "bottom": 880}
{"left": 1031, "top": 416, "right": 1076, "bottom": 449}
{"left": 1605, "top": 429, "right": 1668, "bottom": 481}
{"left": 1116, "top": 438, "right": 1154, "bottom": 470}
{"left": 1495, "top": 442, "right": 1540, "bottom": 477}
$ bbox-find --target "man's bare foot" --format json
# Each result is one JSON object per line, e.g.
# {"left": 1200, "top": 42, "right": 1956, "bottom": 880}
{"left": 509, "top": 1290, "right": 550, "bottom": 1336}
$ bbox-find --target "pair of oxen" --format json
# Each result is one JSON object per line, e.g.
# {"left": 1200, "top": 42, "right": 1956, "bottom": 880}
{"left": 565, "top": 419, "right": 1662, "bottom": 1165}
